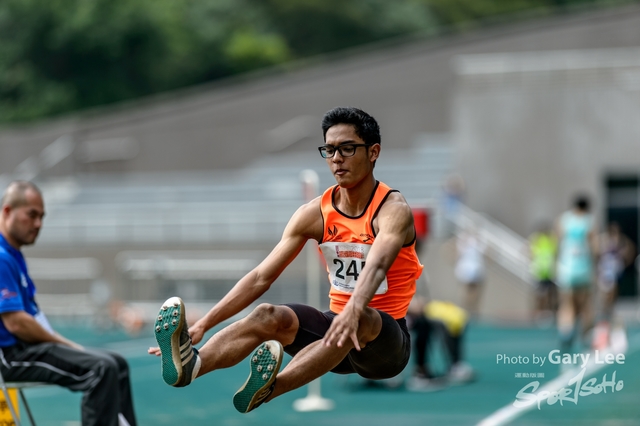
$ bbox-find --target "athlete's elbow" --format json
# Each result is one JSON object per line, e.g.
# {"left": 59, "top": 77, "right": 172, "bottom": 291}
{"left": 370, "top": 256, "right": 395, "bottom": 275}
{"left": 251, "top": 269, "right": 276, "bottom": 294}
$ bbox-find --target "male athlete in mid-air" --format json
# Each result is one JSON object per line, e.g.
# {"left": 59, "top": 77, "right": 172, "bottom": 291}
{"left": 148, "top": 107, "right": 423, "bottom": 412}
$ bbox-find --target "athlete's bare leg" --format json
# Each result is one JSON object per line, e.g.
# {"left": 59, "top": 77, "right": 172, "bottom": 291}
{"left": 196, "top": 303, "right": 382, "bottom": 400}
{"left": 195, "top": 304, "right": 299, "bottom": 376}
{"left": 267, "top": 306, "right": 382, "bottom": 400}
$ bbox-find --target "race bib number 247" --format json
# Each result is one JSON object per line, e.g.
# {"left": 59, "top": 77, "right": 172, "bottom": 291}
{"left": 319, "top": 242, "right": 388, "bottom": 295}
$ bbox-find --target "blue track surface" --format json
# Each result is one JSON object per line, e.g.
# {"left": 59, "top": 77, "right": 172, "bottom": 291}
{"left": 20, "top": 321, "right": 640, "bottom": 425}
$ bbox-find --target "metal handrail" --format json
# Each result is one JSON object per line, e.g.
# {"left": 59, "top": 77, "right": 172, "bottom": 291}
{"left": 454, "top": 204, "right": 532, "bottom": 284}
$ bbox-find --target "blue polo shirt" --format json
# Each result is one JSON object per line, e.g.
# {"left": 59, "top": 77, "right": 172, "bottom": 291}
{"left": 0, "top": 234, "right": 39, "bottom": 347}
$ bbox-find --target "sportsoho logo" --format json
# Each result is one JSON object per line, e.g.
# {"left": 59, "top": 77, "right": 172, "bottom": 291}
{"left": 500, "top": 349, "right": 626, "bottom": 410}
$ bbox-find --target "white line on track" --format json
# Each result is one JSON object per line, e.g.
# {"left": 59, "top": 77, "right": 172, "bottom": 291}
{"left": 477, "top": 329, "right": 638, "bottom": 426}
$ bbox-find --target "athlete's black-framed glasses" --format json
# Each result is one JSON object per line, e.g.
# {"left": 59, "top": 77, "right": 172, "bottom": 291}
{"left": 318, "top": 143, "right": 371, "bottom": 159}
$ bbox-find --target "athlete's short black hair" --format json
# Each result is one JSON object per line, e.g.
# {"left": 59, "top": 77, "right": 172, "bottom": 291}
{"left": 321, "top": 107, "right": 381, "bottom": 146}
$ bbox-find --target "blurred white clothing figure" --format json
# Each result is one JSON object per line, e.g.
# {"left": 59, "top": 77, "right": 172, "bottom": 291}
{"left": 454, "top": 227, "right": 486, "bottom": 319}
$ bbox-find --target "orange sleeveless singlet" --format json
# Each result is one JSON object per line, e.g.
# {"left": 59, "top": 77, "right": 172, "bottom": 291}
{"left": 318, "top": 181, "right": 423, "bottom": 319}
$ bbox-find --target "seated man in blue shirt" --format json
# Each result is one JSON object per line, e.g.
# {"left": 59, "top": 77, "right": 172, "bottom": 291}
{"left": 0, "top": 180, "right": 137, "bottom": 426}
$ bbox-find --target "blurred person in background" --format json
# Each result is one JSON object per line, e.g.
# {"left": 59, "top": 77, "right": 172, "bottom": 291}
{"left": 555, "top": 194, "right": 597, "bottom": 355}
{"left": 440, "top": 174, "right": 465, "bottom": 238}
{"left": 528, "top": 222, "right": 559, "bottom": 325}
{"left": 0, "top": 181, "right": 137, "bottom": 426}
{"left": 149, "top": 107, "right": 423, "bottom": 413}
{"left": 454, "top": 226, "right": 487, "bottom": 319}
{"left": 108, "top": 300, "right": 146, "bottom": 336}
{"left": 592, "top": 222, "right": 635, "bottom": 349}
{"left": 405, "top": 295, "right": 474, "bottom": 391}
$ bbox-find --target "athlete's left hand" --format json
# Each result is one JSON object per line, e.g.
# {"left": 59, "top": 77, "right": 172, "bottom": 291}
{"left": 323, "top": 308, "right": 361, "bottom": 351}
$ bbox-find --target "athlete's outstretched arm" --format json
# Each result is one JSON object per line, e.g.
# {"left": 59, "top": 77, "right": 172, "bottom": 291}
{"left": 187, "top": 199, "right": 323, "bottom": 344}
{"left": 323, "top": 193, "right": 414, "bottom": 349}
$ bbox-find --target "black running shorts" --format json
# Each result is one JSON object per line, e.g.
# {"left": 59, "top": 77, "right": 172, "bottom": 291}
{"left": 282, "top": 303, "right": 411, "bottom": 380}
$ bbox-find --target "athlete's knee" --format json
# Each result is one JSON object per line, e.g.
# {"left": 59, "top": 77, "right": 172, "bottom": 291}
{"left": 247, "top": 304, "right": 296, "bottom": 334}
{"left": 247, "top": 303, "right": 277, "bottom": 324}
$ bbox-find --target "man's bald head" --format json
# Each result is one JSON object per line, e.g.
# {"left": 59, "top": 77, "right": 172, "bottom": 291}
{"left": 0, "top": 181, "right": 45, "bottom": 248}
{"left": 1, "top": 181, "right": 42, "bottom": 209}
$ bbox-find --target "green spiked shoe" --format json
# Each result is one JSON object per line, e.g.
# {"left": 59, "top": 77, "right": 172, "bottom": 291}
{"left": 233, "top": 340, "right": 283, "bottom": 413}
{"left": 154, "top": 297, "right": 201, "bottom": 387}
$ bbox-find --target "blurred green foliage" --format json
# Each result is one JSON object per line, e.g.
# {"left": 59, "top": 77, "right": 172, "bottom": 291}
{"left": 0, "top": 0, "right": 633, "bottom": 122}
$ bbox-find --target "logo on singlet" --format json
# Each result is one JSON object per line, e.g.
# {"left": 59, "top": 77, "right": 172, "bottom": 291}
{"left": 327, "top": 225, "right": 343, "bottom": 240}
{"left": 360, "top": 233, "right": 374, "bottom": 243}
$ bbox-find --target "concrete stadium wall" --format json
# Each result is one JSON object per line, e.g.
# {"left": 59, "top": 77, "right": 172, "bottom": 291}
{"left": 453, "top": 48, "right": 640, "bottom": 236}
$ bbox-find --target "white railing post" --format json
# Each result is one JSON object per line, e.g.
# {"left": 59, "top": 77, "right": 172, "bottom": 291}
{"left": 293, "top": 170, "right": 335, "bottom": 412}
